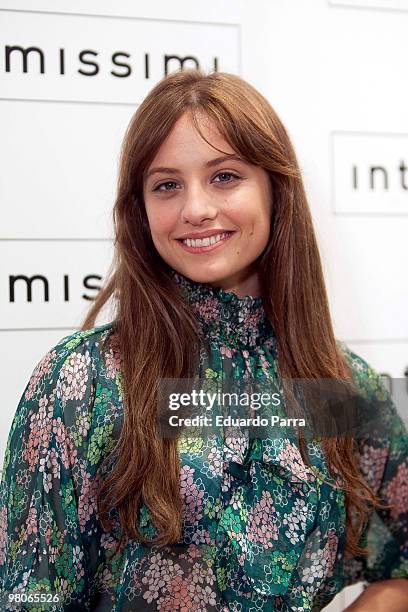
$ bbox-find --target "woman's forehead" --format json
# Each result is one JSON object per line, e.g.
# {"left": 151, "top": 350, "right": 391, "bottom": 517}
{"left": 147, "top": 113, "right": 236, "bottom": 168}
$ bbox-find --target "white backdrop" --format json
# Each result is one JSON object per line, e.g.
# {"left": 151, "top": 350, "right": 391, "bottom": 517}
{"left": 1, "top": 1, "right": 407, "bottom": 609}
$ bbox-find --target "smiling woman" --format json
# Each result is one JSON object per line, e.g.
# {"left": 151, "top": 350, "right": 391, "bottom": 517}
{"left": 143, "top": 116, "right": 272, "bottom": 298}
{"left": 0, "top": 69, "right": 407, "bottom": 611}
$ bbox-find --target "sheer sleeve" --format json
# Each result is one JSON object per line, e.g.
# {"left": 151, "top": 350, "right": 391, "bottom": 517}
{"left": 341, "top": 346, "right": 408, "bottom": 584}
{"left": 0, "top": 329, "right": 110, "bottom": 611}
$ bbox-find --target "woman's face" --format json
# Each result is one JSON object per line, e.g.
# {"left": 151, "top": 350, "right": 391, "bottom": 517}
{"left": 143, "top": 112, "right": 272, "bottom": 297}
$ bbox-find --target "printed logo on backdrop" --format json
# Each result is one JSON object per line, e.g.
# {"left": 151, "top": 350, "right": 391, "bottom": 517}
{"left": 331, "top": 131, "right": 408, "bottom": 214}
{"left": 0, "top": 10, "right": 241, "bottom": 104}
{"left": 328, "top": 0, "right": 408, "bottom": 11}
{"left": 0, "top": 241, "right": 113, "bottom": 331}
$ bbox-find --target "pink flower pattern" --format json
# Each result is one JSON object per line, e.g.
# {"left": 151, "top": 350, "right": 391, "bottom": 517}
{"left": 0, "top": 273, "right": 407, "bottom": 610}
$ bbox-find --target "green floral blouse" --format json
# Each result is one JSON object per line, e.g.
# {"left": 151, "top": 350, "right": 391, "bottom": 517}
{"left": 0, "top": 270, "right": 407, "bottom": 611}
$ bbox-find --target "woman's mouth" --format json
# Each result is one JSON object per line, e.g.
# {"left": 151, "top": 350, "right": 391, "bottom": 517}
{"left": 176, "top": 231, "right": 235, "bottom": 254}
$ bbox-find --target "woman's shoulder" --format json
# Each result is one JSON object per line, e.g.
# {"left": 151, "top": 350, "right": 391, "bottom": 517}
{"left": 49, "top": 320, "right": 117, "bottom": 362}
{"left": 337, "top": 340, "right": 406, "bottom": 440}
{"left": 337, "top": 340, "right": 375, "bottom": 375}
{"left": 2, "top": 321, "right": 122, "bottom": 476}
{"left": 337, "top": 340, "right": 388, "bottom": 400}
{"left": 32, "top": 320, "right": 118, "bottom": 380}
{"left": 19, "top": 321, "right": 122, "bottom": 416}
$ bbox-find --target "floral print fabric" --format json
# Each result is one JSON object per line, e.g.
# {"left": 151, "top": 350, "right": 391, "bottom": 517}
{"left": 0, "top": 270, "right": 407, "bottom": 611}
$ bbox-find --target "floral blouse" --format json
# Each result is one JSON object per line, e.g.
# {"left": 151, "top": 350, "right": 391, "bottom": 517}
{"left": 0, "top": 270, "right": 407, "bottom": 611}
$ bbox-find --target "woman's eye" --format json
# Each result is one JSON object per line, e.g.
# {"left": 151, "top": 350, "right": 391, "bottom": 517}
{"left": 213, "top": 172, "right": 240, "bottom": 184}
{"left": 153, "top": 181, "right": 179, "bottom": 192}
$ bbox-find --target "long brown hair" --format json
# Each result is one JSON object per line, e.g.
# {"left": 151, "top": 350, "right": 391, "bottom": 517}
{"left": 82, "top": 68, "right": 383, "bottom": 559}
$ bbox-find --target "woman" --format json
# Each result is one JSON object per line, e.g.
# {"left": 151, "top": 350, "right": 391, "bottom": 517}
{"left": 0, "top": 69, "right": 407, "bottom": 611}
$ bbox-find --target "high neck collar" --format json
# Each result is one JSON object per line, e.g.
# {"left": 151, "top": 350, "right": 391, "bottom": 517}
{"left": 170, "top": 269, "right": 274, "bottom": 349}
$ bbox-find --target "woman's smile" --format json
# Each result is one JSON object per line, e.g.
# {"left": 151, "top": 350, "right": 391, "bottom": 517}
{"left": 176, "top": 229, "right": 235, "bottom": 254}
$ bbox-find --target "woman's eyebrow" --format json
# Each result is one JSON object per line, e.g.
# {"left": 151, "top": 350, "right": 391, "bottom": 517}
{"left": 145, "top": 154, "right": 245, "bottom": 180}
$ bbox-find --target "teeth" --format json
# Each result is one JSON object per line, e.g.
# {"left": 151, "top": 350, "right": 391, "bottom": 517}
{"left": 183, "top": 232, "right": 230, "bottom": 248}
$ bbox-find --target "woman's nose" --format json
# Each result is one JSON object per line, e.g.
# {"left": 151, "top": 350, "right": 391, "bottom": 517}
{"left": 180, "top": 183, "right": 217, "bottom": 225}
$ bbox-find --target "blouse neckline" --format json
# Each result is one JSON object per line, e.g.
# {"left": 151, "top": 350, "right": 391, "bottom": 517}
{"left": 170, "top": 269, "right": 274, "bottom": 349}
